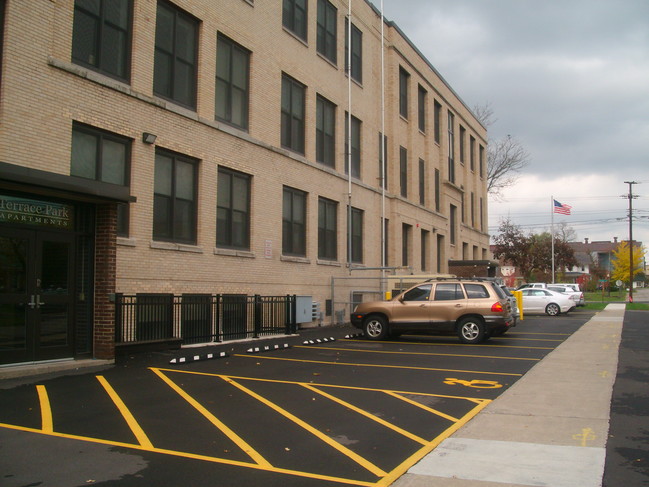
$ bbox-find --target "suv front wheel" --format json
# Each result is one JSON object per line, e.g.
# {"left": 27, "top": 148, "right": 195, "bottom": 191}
{"left": 363, "top": 315, "right": 388, "bottom": 340}
{"left": 457, "top": 317, "right": 486, "bottom": 344}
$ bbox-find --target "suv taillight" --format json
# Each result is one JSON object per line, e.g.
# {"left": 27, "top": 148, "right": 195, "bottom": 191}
{"left": 491, "top": 302, "right": 504, "bottom": 312}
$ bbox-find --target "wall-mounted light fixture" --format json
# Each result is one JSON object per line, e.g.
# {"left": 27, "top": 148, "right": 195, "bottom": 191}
{"left": 142, "top": 132, "right": 157, "bottom": 144}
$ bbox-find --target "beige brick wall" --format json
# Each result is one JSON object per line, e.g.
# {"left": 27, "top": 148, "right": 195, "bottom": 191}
{"left": 0, "top": 0, "right": 490, "bottom": 323}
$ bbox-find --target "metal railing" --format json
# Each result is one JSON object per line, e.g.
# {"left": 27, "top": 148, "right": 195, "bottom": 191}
{"left": 115, "top": 293, "right": 297, "bottom": 345}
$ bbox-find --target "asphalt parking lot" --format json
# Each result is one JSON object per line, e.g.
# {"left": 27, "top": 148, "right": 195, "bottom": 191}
{"left": 0, "top": 311, "right": 594, "bottom": 487}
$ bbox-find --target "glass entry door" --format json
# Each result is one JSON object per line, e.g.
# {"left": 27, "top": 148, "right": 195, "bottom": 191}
{"left": 0, "top": 228, "right": 75, "bottom": 365}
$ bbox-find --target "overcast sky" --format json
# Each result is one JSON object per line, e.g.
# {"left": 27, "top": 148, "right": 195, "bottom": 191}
{"left": 380, "top": 0, "right": 649, "bottom": 249}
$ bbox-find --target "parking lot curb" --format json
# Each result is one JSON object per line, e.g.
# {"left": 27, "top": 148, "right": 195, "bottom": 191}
{"left": 245, "top": 343, "right": 291, "bottom": 354}
{"left": 169, "top": 351, "right": 229, "bottom": 364}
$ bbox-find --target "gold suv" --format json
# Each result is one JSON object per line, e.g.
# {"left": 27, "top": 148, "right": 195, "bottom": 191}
{"left": 350, "top": 278, "right": 514, "bottom": 344}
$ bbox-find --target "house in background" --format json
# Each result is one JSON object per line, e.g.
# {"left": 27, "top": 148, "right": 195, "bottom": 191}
{"left": 490, "top": 237, "right": 646, "bottom": 289}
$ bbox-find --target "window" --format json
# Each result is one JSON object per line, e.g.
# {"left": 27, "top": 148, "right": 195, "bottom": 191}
{"left": 345, "top": 19, "right": 362, "bottom": 83}
{"left": 479, "top": 144, "right": 485, "bottom": 178}
{"left": 434, "top": 283, "right": 463, "bottom": 301}
{"left": 434, "top": 100, "right": 442, "bottom": 144}
{"left": 434, "top": 168, "right": 440, "bottom": 212}
{"left": 216, "top": 35, "right": 250, "bottom": 130}
{"left": 421, "top": 229, "right": 429, "bottom": 272}
{"left": 217, "top": 168, "right": 251, "bottom": 250}
{"left": 378, "top": 133, "right": 388, "bottom": 189}
{"left": 399, "top": 146, "right": 407, "bottom": 198}
{"left": 399, "top": 67, "right": 409, "bottom": 118}
{"left": 71, "top": 123, "right": 130, "bottom": 185}
{"left": 317, "top": 0, "right": 337, "bottom": 63}
{"left": 447, "top": 111, "right": 455, "bottom": 183}
{"left": 316, "top": 95, "right": 336, "bottom": 168}
{"left": 403, "top": 284, "right": 431, "bottom": 302}
{"left": 459, "top": 125, "right": 466, "bottom": 164}
{"left": 480, "top": 197, "right": 484, "bottom": 231}
{"left": 71, "top": 123, "right": 131, "bottom": 236}
{"left": 345, "top": 113, "right": 361, "bottom": 178}
{"left": 283, "top": 187, "right": 307, "bottom": 256}
{"left": 465, "top": 284, "right": 489, "bottom": 299}
{"left": 418, "top": 85, "right": 427, "bottom": 132}
{"left": 418, "top": 158, "right": 425, "bottom": 205}
{"left": 154, "top": 1, "right": 198, "bottom": 108}
{"left": 153, "top": 149, "right": 197, "bottom": 244}
{"left": 281, "top": 74, "right": 306, "bottom": 154}
{"left": 72, "top": 0, "right": 131, "bottom": 81}
{"left": 318, "top": 197, "right": 337, "bottom": 260}
{"left": 348, "top": 207, "right": 363, "bottom": 263}
{"left": 470, "top": 192, "right": 475, "bottom": 227}
{"left": 381, "top": 217, "right": 389, "bottom": 266}
{"left": 470, "top": 135, "right": 476, "bottom": 172}
{"left": 283, "top": 0, "right": 307, "bottom": 41}
{"left": 402, "top": 223, "right": 411, "bottom": 266}
{"left": 450, "top": 204, "right": 457, "bottom": 245}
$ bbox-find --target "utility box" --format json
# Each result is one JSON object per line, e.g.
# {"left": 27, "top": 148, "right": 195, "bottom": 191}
{"left": 295, "top": 296, "right": 313, "bottom": 323}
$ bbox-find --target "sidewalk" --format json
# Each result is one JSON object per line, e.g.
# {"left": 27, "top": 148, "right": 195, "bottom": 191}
{"left": 393, "top": 302, "right": 628, "bottom": 487}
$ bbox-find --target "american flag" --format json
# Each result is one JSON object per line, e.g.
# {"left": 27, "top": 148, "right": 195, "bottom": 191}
{"left": 554, "top": 199, "right": 572, "bottom": 215}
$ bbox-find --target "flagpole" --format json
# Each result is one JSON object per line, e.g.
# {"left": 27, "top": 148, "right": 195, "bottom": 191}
{"left": 551, "top": 196, "right": 555, "bottom": 283}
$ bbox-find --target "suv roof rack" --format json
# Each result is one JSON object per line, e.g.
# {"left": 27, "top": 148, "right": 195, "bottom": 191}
{"left": 424, "top": 277, "right": 502, "bottom": 283}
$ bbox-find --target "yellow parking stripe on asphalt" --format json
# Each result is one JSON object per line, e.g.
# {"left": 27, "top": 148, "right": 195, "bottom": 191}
{"left": 234, "top": 354, "right": 524, "bottom": 377}
{"left": 0, "top": 422, "right": 377, "bottom": 487}
{"left": 385, "top": 391, "right": 460, "bottom": 423}
{"left": 222, "top": 376, "right": 388, "bottom": 478}
{"left": 36, "top": 385, "right": 53, "bottom": 433}
{"left": 150, "top": 368, "right": 272, "bottom": 468}
{"left": 301, "top": 384, "right": 429, "bottom": 446}
{"left": 96, "top": 376, "right": 153, "bottom": 449}
{"left": 345, "top": 339, "right": 555, "bottom": 350}
{"left": 295, "top": 345, "right": 541, "bottom": 361}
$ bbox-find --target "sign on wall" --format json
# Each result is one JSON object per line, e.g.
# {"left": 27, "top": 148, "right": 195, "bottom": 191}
{"left": 0, "top": 195, "right": 74, "bottom": 230}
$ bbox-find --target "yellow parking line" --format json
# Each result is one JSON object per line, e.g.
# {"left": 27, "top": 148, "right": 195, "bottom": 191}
{"left": 302, "top": 384, "right": 428, "bottom": 446}
{"left": 156, "top": 367, "right": 490, "bottom": 402}
{"left": 36, "top": 385, "right": 53, "bottom": 433}
{"left": 233, "top": 354, "right": 523, "bottom": 377}
{"left": 150, "top": 368, "right": 271, "bottom": 468}
{"left": 376, "top": 397, "right": 491, "bottom": 486}
{"left": 385, "top": 391, "right": 459, "bottom": 423}
{"left": 96, "top": 376, "right": 153, "bottom": 449}
{"left": 222, "top": 376, "right": 388, "bottom": 478}
{"left": 296, "top": 345, "right": 540, "bottom": 361}
{"left": 0, "top": 422, "right": 377, "bottom": 486}
{"left": 345, "top": 339, "right": 554, "bottom": 349}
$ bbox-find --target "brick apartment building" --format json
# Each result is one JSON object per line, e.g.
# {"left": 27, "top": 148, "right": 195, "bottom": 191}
{"left": 0, "top": 0, "right": 489, "bottom": 365}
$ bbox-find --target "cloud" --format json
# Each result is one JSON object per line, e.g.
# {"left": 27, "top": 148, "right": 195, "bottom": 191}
{"left": 380, "top": 0, "right": 649, "bottom": 246}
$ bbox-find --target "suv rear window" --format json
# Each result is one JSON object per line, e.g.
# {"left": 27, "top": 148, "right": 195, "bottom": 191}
{"left": 464, "top": 283, "right": 490, "bottom": 299}
{"left": 490, "top": 282, "right": 507, "bottom": 299}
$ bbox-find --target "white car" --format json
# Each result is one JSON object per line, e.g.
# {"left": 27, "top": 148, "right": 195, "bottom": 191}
{"left": 548, "top": 285, "right": 584, "bottom": 307}
{"left": 520, "top": 288, "right": 575, "bottom": 316}
{"left": 554, "top": 283, "right": 585, "bottom": 306}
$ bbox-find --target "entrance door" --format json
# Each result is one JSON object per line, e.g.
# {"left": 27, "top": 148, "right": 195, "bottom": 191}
{"left": 0, "top": 228, "right": 75, "bottom": 365}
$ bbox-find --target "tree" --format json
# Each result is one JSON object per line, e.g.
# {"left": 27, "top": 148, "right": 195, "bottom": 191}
{"left": 492, "top": 219, "right": 577, "bottom": 281}
{"left": 611, "top": 241, "right": 646, "bottom": 285}
{"left": 474, "top": 103, "right": 530, "bottom": 197}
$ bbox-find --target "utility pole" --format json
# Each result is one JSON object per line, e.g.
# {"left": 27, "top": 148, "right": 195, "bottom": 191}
{"left": 624, "top": 181, "right": 638, "bottom": 302}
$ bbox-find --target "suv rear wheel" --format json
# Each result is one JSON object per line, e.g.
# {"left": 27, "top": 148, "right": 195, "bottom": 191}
{"left": 457, "top": 317, "right": 486, "bottom": 344}
{"left": 363, "top": 315, "right": 388, "bottom": 340}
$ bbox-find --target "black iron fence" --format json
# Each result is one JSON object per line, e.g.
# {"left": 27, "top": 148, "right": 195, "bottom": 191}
{"left": 115, "top": 293, "right": 297, "bottom": 345}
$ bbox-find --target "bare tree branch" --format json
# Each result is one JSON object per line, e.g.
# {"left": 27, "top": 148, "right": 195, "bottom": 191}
{"left": 474, "top": 103, "right": 531, "bottom": 197}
